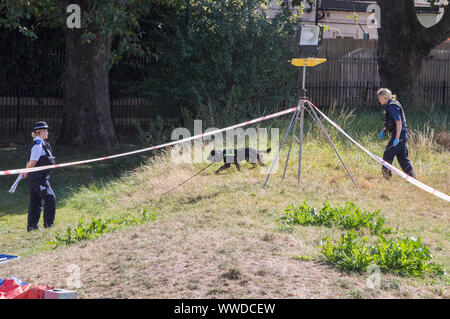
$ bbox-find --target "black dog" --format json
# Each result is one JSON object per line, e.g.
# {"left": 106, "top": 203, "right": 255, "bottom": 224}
{"left": 207, "top": 147, "right": 271, "bottom": 174}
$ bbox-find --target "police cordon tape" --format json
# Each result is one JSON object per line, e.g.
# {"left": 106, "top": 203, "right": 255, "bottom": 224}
{"left": 1, "top": 102, "right": 449, "bottom": 203}
{"left": 308, "top": 102, "right": 450, "bottom": 203}
{"left": 0, "top": 106, "right": 298, "bottom": 176}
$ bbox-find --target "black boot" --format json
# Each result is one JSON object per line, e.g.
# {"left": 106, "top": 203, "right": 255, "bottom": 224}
{"left": 407, "top": 170, "right": 416, "bottom": 178}
{"left": 27, "top": 225, "right": 40, "bottom": 232}
{"left": 382, "top": 167, "right": 392, "bottom": 180}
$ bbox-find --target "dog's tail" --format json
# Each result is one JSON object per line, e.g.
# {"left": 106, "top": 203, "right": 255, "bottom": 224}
{"left": 259, "top": 148, "right": 271, "bottom": 153}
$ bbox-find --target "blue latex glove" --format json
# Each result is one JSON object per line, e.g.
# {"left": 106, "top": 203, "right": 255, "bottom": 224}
{"left": 379, "top": 129, "right": 385, "bottom": 139}
{"left": 393, "top": 138, "right": 400, "bottom": 147}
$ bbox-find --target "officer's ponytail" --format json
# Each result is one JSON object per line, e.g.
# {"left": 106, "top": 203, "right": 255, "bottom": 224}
{"left": 377, "top": 88, "right": 396, "bottom": 100}
{"left": 31, "top": 130, "right": 42, "bottom": 139}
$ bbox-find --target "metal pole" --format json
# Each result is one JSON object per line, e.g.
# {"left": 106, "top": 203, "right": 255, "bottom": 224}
{"left": 306, "top": 101, "right": 359, "bottom": 189}
{"left": 263, "top": 99, "right": 302, "bottom": 189}
{"left": 301, "top": 66, "right": 307, "bottom": 98}
{"left": 297, "top": 103, "right": 305, "bottom": 184}
{"left": 282, "top": 107, "right": 300, "bottom": 180}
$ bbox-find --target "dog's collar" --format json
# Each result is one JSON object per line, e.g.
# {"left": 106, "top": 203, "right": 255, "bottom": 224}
{"left": 223, "top": 152, "right": 235, "bottom": 157}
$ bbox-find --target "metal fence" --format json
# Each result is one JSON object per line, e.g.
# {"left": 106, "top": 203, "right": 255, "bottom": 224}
{"left": 1, "top": 39, "right": 449, "bottom": 138}
{"left": 304, "top": 81, "right": 449, "bottom": 109}
{"left": 0, "top": 83, "right": 156, "bottom": 139}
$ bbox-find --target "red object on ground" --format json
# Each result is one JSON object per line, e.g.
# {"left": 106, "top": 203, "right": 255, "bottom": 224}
{"left": 14, "top": 285, "right": 54, "bottom": 299}
{"left": 0, "top": 277, "right": 53, "bottom": 299}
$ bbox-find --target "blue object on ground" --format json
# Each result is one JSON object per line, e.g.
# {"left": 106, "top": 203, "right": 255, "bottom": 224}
{"left": 0, "top": 254, "right": 19, "bottom": 264}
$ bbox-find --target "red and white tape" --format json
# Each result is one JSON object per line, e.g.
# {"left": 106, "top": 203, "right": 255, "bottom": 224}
{"left": 309, "top": 102, "right": 450, "bottom": 203}
{"left": 2, "top": 103, "right": 449, "bottom": 203}
{"left": 0, "top": 106, "right": 298, "bottom": 177}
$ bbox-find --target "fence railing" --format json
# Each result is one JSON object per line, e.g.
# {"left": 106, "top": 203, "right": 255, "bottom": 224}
{"left": 1, "top": 39, "right": 449, "bottom": 138}
{"left": 0, "top": 84, "right": 157, "bottom": 138}
{"left": 305, "top": 81, "right": 448, "bottom": 109}
{"left": 1, "top": 80, "right": 447, "bottom": 139}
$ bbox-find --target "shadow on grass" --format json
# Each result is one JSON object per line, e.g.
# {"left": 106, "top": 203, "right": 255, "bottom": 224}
{"left": 0, "top": 144, "right": 156, "bottom": 218}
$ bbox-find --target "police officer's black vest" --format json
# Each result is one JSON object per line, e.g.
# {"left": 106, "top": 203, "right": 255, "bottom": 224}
{"left": 28, "top": 140, "right": 56, "bottom": 177}
{"left": 382, "top": 100, "right": 407, "bottom": 133}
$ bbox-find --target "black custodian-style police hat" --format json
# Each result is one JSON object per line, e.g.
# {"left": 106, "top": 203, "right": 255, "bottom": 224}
{"left": 33, "top": 121, "right": 50, "bottom": 131}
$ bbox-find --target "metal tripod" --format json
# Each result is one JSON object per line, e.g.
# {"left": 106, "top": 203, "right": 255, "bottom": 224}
{"left": 263, "top": 65, "right": 358, "bottom": 189}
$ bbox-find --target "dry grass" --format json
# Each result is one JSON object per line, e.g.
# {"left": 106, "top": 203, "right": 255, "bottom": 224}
{"left": 1, "top": 139, "right": 449, "bottom": 299}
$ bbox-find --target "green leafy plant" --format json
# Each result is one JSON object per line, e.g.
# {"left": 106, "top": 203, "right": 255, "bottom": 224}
{"left": 372, "top": 235, "right": 445, "bottom": 277}
{"left": 281, "top": 201, "right": 392, "bottom": 235}
{"left": 321, "top": 231, "right": 373, "bottom": 272}
{"left": 321, "top": 231, "right": 445, "bottom": 277}
{"left": 292, "top": 255, "right": 314, "bottom": 262}
{"left": 49, "top": 209, "right": 156, "bottom": 248}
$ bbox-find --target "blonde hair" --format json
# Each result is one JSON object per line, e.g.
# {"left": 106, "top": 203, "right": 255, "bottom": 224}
{"left": 31, "top": 129, "right": 42, "bottom": 139}
{"left": 377, "top": 88, "right": 397, "bottom": 100}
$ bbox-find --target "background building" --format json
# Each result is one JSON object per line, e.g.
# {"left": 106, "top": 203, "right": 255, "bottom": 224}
{"left": 268, "top": 0, "right": 446, "bottom": 39}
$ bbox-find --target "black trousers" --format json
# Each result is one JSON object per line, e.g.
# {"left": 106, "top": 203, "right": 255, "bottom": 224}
{"left": 382, "top": 131, "right": 414, "bottom": 178}
{"left": 27, "top": 174, "right": 56, "bottom": 229}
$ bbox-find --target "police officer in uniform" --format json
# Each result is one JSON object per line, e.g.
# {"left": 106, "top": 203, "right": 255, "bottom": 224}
{"left": 377, "top": 88, "right": 415, "bottom": 179}
{"left": 22, "top": 121, "right": 56, "bottom": 232}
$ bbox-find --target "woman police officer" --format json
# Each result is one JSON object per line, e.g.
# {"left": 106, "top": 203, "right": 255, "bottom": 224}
{"left": 22, "top": 121, "right": 56, "bottom": 232}
{"left": 377, "top": 88, "right": 416, "bottom": 179}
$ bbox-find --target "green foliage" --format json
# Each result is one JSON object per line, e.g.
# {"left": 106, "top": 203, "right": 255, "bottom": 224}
{"left": 281, "top": 201, "right": 392, "bottom": 235}
{"left": 0, "top": 26, "right": 64, "bottom": 84}
{"left": 1, "top": 0, "right": 302, "bottom": 138}
{"left": 283, "top": 201, "right": 444, "bottom": 277}
{"left": 321, "top": 231, "right": 373, "bottom": 272}
{"left": 122, "top": 0, "right": 300, "bottom": 130}
{"left": 132, "top": 114, "right": 167, "bottom": 146}
{"left": 0, "top": 0, "right": 152, "bottom": 61}
{"left": 373, "top": 235, "right": 445, "bottom": 277}
{"left": 292, "top": 254, "right": 313, "bottom": 261}
{"left": 346, "top": 13, "right": 358, "bottom": 24}
{"left": 321, "top": 231, "right": 445, "bottom": 277}
{"left": 49, "top": 209, "right": 156, "bottom": 248}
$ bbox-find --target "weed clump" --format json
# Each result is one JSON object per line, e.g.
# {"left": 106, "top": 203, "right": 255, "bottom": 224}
{"left": 282, "top": 201, "right": 445, "bottom": 278}
{"left": 321, "top": 230, "right": 445, "bottom": 277}
{"left": 49, "top": 209, "right": 156, "bottom": 248}
{"left": 281, "top": 201, "right": 392, "bottom": 235}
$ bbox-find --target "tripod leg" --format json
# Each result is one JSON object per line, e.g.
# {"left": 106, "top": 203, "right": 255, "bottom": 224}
{"left": 306, "top": 102, "right": 359, "bottom": 189}
{"left": 263, "top": 101, "right": 301, "bottom": 189}
{"left": 297, "top": 105, "right": 305, "bottom": 184}
{"left": 282, "top": 108, "right": 300, "bottom": 180}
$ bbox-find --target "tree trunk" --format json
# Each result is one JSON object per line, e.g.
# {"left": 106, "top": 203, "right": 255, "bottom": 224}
{"left": 377, "top": 23, "right": 426, "bottom": 109}
{"left": 59, "top": 11, "right": 118, "bottom": 149}
{"left": 377, "top": 0, "right": 450, "bottom": 110}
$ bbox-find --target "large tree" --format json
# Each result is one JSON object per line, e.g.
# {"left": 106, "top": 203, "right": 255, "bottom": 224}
{"left": 376, "top": 0, "right": 450, "bottom": 109}
{"left": 0, "top": 0, "right": 152, "bottom": 149}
